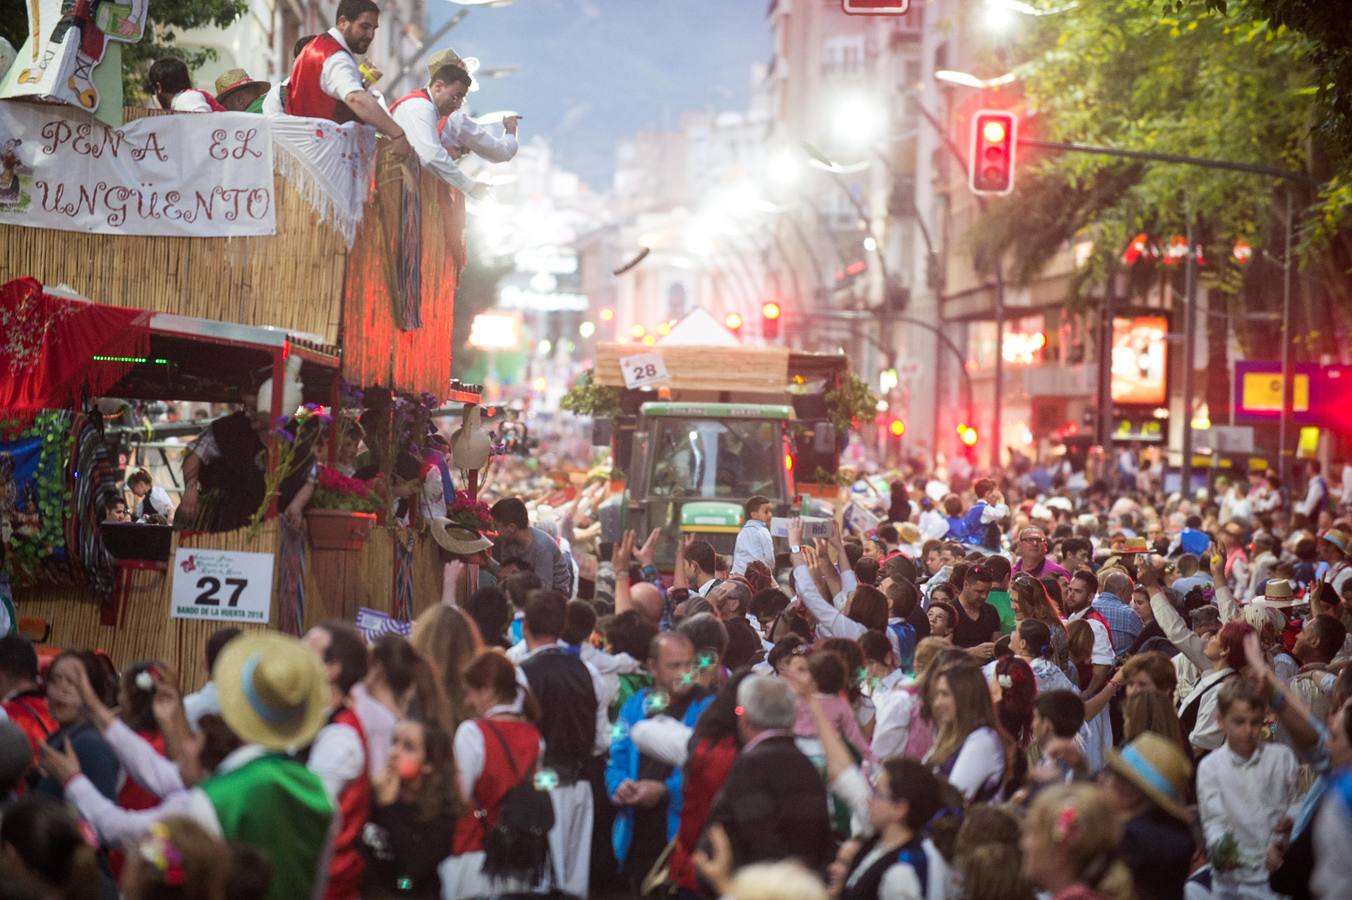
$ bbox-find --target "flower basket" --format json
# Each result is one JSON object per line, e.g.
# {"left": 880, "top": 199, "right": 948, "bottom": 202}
{"left": 306, "top": 508, "right": 378, "bottom": 551}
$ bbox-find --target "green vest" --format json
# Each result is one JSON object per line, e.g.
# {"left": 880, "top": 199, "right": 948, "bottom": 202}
{"left": 200, "top": 753, "right": 333, "bottom": 900}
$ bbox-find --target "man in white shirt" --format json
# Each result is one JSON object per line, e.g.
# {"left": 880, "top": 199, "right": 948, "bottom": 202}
{"left": 731, "top": 495, "right": 775, "bottom": 576}
{"left": 1296, "top": 460, "right": 1330, "bottom": 518}
{"left": 423, "top": 49, "right": 521, "bottom": 165}
{"left": 285, "top": 0, "right": 411, "bottom": 159}
{"left": 388, "top": 60, "right": 489, "bottom": 198}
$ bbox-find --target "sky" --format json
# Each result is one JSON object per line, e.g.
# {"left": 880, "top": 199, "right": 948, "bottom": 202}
{"left": 426, "top": 0, "right": 771, "bottom": 192}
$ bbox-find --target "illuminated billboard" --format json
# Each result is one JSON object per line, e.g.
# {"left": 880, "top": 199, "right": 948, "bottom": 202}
{"left": 1111, "top": 314, "right": 1169, "bottom": 406}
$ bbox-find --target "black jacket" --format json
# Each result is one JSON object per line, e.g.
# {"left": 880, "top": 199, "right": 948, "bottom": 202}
{"left": 705, "top": 734, "right": 833, "bottom": 874}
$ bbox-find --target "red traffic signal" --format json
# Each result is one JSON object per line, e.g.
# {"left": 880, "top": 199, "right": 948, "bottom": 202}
{"left": 969, "top": 110, "right": 1017, "bottom": 196}
{"left": 841, "top": 0, "right": 911, "bottom": 13}
{"left": 959, "top": 425, "right": 979, "bottom": 447}
{"left": 761, "top": 302, "right": 781, "bottom": 341}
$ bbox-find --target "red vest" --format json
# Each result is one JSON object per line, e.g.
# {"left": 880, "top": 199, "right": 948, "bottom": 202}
{"left": 388, "top": 88, "right": 430, "bottom": 115}
{"left": 285, "top": 33, "right": 358, "bottom": 123}
{"left": 1, "top": 690, "right": 57, "bottom": 767}
{"left": 450, "top": 719, "right": 542, "bottom": 855}
{"left": 323, "top": 707, "right": 370, "bottom": 900}
{"left": 183, "top": 89, "right": 226, "bottom": 112}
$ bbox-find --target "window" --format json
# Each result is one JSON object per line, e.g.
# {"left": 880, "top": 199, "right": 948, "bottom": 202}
{"left": 822, "top": 35, "right": 866, "bottom": 78}
{"left": 648, "top": 418, "right": 783, "bottom": 499}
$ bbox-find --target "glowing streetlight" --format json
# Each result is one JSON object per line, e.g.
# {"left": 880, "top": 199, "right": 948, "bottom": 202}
{"left": 578, "top": 321, "right": 596, "bottom": 338}
{"left": 768, "top": 149, "right": 802, "bottom": 188}
{"left": 934, "top": 69, "right": 1019, "bottom": 90}
{"left": 630, "top": 324, "right": 646, "bottom": 339}
{"left": 600, "top": 308, "right": 615, "bottom": 322}
{"left": 832, "top": 95, "right": 883, "bottom": 146}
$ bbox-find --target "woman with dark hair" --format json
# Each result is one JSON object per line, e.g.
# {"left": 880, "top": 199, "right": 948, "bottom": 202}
{"left": 629, "top": 671, "right": 751, "bottom": 899}
{"left": 989, "top": 656, "right": 1036, "bottom": 797}
{"left": 356, "top": 636, "right": 450, "bottom": 774}
{"left": 361, "top": 718, "right": 465, "bottom": 899}
{"left": 1011, "top": 573, "right": 1071, "bottom": 678}
{"left": 114, "top": 661, "right": 170, "bottom": 808}
{"left": 442, "top": 649, "right": 543, "bottom": 898}
{"left": 34, "top": 650, "right": 121, "bottom": 803}
{"left": 0, "top": 796, "right": 104, "bottom": 900}
{"left": 989, "top": 620, "right": 1077, "bottom": 695}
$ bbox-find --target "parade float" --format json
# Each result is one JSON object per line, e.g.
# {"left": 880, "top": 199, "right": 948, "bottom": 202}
{"left": 1, "top": 87, "right": 483, "bottom": 685}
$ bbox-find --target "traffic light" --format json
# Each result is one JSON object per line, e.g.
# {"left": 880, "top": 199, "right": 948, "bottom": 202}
{"left": 969, "top": 110, "right": 1017, "bottom": 196}
{"left": 958, "top": 424, "right": 979, "bottom": 447}
{"left": 889, "top": 419, "right": 906, "bottom": 437}
{"left": 724, "top": 312, "right": 744, "bottom": 333}
{"left": 762, "top": 302, "right": 782, "bottom": 341}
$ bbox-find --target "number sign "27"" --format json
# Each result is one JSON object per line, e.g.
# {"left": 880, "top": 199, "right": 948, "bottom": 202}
{"left": 194, "top": 576, "right": 248, "bottom": 607}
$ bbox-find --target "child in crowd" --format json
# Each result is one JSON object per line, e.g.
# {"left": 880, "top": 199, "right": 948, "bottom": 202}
{"left": 1196, "top": 681, "right": 1299, "bottom": 900}
{"left": 1021, "top": 784, "right": 1129, "bottom": 900}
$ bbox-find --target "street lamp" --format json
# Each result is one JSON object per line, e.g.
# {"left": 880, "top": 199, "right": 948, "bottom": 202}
{"left": 934, "top": 69, "right": 1020, "bottom": 90}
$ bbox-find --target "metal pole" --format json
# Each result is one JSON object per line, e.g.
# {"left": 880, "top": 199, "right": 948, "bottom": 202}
{"left": 1279, "top": 190, "right": 1294, "bottom": 486}
{"left": 992, "top": 259, "right": 1005, "bottom": 471}
{"left": 1098, "top": 257, "right": 1117, "bottom": 448}
{"left": 1180, "top": 212, "right": 1199, "bottom": 497}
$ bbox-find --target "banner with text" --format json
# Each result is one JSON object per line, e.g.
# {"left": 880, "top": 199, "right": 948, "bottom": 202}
{"left": 0, "top": 102, "right": 276, "bottom": 237}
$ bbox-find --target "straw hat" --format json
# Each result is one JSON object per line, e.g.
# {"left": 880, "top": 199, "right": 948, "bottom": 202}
{"left": 213, "top": 68, "right": 270, "bottom": 108}
{"left": 429, "top": 516, "right": 493, "bottom": 555}
{"left": 1320, "top": 528, "right": 1350, "bottom": 555}
{"left": 214, "top": 632, "right": 329, "bottom": 751}
{"left": 1106, "top": 732, "right": 1193, "bottom": 822}
{"left": 425, "top": 48, "right": 480, "bottom": 90}
{"left": 1221, "top": 521, "right": 1246, "bottom": 538}
{"left": 898, "top": 522, "right": 921, "bottom": 545}
{"left": 1253, "top": 578, "right": 1302, "bottom": 609}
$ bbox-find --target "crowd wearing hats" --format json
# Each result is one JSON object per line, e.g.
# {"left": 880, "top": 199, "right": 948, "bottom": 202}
{"left": 5, "top": 434, "right": 1352, "bottom": 900}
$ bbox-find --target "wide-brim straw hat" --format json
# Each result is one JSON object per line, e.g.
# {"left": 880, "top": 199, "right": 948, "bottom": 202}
{"left": 429, "top": 517, "right": 493, "bottom": 555}
{"left": 1255, "top": 578, "right": 1301, "bottom": 609}
{"left": 1320, "top": 528, "right": 1350, "bottom": 555}
{"left": 898, "top": 522, "right": 921, "bottom": 545}
{"left": 214, "top": 632, "right": 329, "bottom": 752}
{"left": 1106, "top": 732, "right": 1193, "bottom": 822}
{"left": 214, "top": 68, "right": 270, "bottom": 106}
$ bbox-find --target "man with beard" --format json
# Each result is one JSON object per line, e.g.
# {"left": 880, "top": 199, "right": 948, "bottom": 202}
{"left": 285, "top": 0, "right": 410, "bottom": 158}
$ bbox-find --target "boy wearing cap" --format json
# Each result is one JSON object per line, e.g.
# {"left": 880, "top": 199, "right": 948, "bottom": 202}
{"left": 1318, "top": 528, "right": 1351, "bottom": 595}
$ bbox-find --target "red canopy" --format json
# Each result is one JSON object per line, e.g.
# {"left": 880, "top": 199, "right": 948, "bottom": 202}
{"left": 0, "top": 277, "right": 152, "bottom": 418}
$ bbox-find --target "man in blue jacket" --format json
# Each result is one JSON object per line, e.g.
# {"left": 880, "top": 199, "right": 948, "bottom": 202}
{"left": 607, "top": 631, "right": 713, "bottom": 890}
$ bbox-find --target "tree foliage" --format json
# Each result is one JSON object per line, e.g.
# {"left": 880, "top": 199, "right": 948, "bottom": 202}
{"left": 966, "top": 0, "right": 1349, "bottom": 362}
{"left": 0, "top": 0, "right": 247, "bottom": 102}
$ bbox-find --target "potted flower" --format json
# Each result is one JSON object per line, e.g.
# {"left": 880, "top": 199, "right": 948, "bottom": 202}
{"left": 306, "top": 466, "right": 384, "bottom": 550}
{"left": 444, "top": 490, "right": 494, "bottom": 533}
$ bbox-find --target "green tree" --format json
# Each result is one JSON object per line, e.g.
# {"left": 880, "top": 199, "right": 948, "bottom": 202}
{"left": 0, "top": 0, "right": 247, "bottom": 101}
{"left": 965, "top": 0, "right": 1349, "bottom": 373}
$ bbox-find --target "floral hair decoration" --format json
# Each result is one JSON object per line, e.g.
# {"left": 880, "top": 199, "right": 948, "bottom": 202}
{"left": 134, "top": 665, "right": 160, "bottom": 693}
{"left": 1053, "top": 805, "right": 1080, "bottom": 844}
{"left": 138, "top": 822, "right": 185, "bottom": 885}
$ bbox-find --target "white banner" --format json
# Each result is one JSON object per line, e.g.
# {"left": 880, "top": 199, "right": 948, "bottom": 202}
{"left": 1, "top": 0, "right": 148, "bottom": 115}
{"left": 0, "top": 101, "right": 277, "bottom": 237}
{"left": 171, "top": 549, "right": 274, "bottom": 624}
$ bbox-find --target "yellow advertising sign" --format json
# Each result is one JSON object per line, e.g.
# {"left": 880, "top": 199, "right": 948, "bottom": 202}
{"left": 1241, "top": 372, "right": 1309, "bottom": 413}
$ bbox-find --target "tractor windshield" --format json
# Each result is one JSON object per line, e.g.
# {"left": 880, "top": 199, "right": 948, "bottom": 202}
{"left": 648, "top": 417, "right": 781, "bottom": 499}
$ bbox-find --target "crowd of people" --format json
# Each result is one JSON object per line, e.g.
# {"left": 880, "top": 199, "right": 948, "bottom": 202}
{"left": 4, "top": 445, "right": 1352, "bottom": 899}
